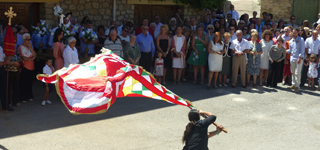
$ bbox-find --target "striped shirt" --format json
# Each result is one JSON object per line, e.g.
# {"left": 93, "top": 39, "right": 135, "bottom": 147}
{"left": 269, "top": 45, "right": 286, "bottom": 61}
{"left": 104, "top": 38, "right": 122, "bottom": 57}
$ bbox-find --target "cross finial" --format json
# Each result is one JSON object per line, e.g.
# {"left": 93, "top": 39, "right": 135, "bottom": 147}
{"left": 4, "top": 7, "right": 17, "bottom": 26}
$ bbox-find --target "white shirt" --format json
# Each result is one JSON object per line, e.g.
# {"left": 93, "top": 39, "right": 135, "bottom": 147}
{"left": 230, "top": 38, "right": 250, "bottom": 52}
{"left": 317, "top": 18, "right": 320, "bottom": 24}
{"left": 230, "top": 33, "right": 237, "bottom": 42}
{"left": 43, "top": 64, "right": 54, "bottom": 75}
{"left": 227, "top": 10, "right": 240, "bottom": 21}
{"left": 63, "top": 45, "right": 79, "bottom": 67}
{"left": 305, "top": 37, "right": 320, "bottom": 55}
{"left": 119, "top": 35, "right": 130, "bottom": 43}
{"left": 0, "top": 46, "right": 5, "bottom": 62}
{"left": 154, "top": 22, "right": 163, "bottom": 33}
{"left": 190, "top": 25, "right": 197, "bottom": 31}
{"left": 281, "top": 34, "right": 290, "bottom": 44}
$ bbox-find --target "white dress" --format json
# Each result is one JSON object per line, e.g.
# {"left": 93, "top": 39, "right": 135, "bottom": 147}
{"left": 154, "top": 58, "right": 164, "bottom": 76}
{"left": 260, "top": 39, "right": 273, "bottom": 69}
{"left": 208, "top": 41, "right": 223, "bottom": 72}
{"left": 307, "top": 62, "right": 318, "bottom": 78}
{"left": 172, "top": 36, "right": 185, "bottom": 68}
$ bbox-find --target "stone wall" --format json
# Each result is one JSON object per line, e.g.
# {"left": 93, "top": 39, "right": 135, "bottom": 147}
{"left": 39, "top": 0, "right": 229, "bottom": 30}
{"left": 40, "top": 0, "right": 134, "bottom": 29}
{"left": 261, "top": 0, "right": 293, "bottom": 22}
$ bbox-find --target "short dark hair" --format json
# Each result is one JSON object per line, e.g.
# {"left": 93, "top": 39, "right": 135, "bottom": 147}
{"left": 45, "top": 57, "right": 53, "bottom": 63}
{"left": 53, "top": 28, "right": 63, "bottom": 43}
{"left": 277, "top": 37, "right": 284, "bottom": 43}
{"left": 293, "top": 27, "right": 300, "bottom": 32}
{"left": 86, "top": 19, "right": 93, "bottom": 25}
{"left": 97, "top": 25, "right": 105, "bottom": 32}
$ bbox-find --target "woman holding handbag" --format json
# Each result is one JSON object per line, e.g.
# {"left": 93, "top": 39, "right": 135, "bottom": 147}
{"left": 171, "top": 26, "right": 186, "bottom": 84}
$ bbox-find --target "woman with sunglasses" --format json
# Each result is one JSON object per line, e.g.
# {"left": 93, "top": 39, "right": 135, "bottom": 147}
{"left": 206, "top": 25, "right": 214, "bottom": 41}
{"left": 18, "top": 33, "right": 37, "bottom": 103}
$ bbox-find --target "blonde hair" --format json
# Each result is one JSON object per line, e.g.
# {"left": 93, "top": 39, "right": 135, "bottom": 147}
{"left": 251, "top": 32, "right": 259, "bottom": 38}
{"left": 160, "top": 24, "right": 169, "bottom": 34}
{"left": 206, "top": 24, "right": 214, "bottom": 31}
{"left": 224, "top": 32, "right": 231, "bottom": 38}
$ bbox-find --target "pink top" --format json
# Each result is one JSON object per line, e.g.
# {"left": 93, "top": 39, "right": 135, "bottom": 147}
{"left": 53, "top": 42, "right": 65, "bottom": 70}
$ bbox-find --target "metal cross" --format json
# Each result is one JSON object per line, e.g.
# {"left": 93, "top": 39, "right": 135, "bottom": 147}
{"left": 4, "top": 7, "right": 17, "bottom": 26}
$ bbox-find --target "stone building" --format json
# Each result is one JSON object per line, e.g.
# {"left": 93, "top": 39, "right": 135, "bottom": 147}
{"left": 261, "top": 0, "right": 320, "bottom": 25}
{"left": 0, "top": 0, "right": 230, "bottom": 30}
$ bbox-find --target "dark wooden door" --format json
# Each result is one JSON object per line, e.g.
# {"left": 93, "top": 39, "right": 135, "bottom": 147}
{"left": 0, "top": 3, "right": 31, "bottom": 27}
{"left": 134, "top": 5, "right": 179, "bottom": 26}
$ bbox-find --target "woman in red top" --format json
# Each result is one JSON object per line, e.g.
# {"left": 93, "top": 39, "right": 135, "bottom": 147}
{"left": 19, "top": 33, "right": 37, "bottom": 102}
{"left": 53, "top": 28, "right": 65, "bottom": 70}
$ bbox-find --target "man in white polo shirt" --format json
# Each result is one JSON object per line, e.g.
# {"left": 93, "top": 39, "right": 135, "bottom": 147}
{"left": 301, "top": 30, "right": 320, "bottom": 87}
{"left": 231, "top": 30, "right": 250, "bottom": 88}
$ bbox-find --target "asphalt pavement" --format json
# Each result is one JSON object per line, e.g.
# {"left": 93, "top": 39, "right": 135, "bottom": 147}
{"left": 1, "top": 78, "right": 320, "bottom": 150}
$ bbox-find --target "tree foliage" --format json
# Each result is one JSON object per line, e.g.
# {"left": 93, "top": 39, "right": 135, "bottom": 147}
{"left": 173, "top": 0, "right": 227, "bottom": 10}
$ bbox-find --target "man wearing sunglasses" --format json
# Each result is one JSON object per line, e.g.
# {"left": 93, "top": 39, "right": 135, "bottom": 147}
{"left": 285, "top": 15, "right": 298, "bottom": 28}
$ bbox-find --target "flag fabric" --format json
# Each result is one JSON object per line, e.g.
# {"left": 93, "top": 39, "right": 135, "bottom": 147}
{"left": 3, "top": 25, "right": 15, "bottom": 56}
{"left": 37, "top": 48, "right": 195, "bottom": 114}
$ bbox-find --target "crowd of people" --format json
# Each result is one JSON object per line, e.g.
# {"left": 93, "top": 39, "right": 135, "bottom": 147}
{"left": 1, "top": 5, "right": 320, "bottom": 112}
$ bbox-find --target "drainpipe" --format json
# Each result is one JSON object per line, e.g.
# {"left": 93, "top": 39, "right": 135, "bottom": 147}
{"left": 113, "top": 0, "right": 116, "bottom": 21}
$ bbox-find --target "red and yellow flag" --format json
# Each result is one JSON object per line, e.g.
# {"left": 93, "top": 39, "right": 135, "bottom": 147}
{"left": 3, "top": 25, "right": 15, "bottom": 56}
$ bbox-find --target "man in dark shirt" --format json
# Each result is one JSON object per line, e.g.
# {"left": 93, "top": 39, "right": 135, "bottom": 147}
{"left": 182, "top": 109, "right": 224, "bottom": 150}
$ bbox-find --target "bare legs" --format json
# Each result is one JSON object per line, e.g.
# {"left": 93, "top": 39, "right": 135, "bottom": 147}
{"left": 219, "top": 74, "right": 228, "bottom": 85}
{"left": 162, "top": 68, "right": 167, "bottom": 84}
{"left": 193, "top": 65, "right": 205, "bottom": 84}
{"left": 208, "top": 72, "right": 219, "bottom": 88}
{"left": 259, "top": 69, "right": 269, "bottom": 85}
{"left": 173, "top": 68, "right": 182, "bottom": 84}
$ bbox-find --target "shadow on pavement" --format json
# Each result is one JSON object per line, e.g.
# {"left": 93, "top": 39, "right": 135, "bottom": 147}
{"left": 0, "top": 79, "right": 318, "bottom": 139}
{"left": 0, "top": 145, "right": 8, "bottom": 150}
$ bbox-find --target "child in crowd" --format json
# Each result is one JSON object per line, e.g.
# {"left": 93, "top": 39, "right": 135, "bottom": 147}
{"left": 154, "top": 51, "right": 164, "bottom": 83}
{"left": 307, "top": 54, "right": 318, "bottom": 89}
{"left": 42, "top": 58, "right": 55, "bottom": 106}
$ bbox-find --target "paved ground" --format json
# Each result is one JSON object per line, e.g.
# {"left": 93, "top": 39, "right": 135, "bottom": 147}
{"left": 229, "top": 0, "right": 261, "bottom": 17}
{"left": 1, "top": 78, "right": 320, "bottom": 150}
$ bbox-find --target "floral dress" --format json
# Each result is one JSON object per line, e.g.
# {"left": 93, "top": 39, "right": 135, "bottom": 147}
{"left": 187, "top": 36, "right": 207, "bottom": 66}
{"left": 307, "top": 62, "right": 318, "bottom": 78}
{"left": 246, "top": 42, "right": 262, "bottom": 75}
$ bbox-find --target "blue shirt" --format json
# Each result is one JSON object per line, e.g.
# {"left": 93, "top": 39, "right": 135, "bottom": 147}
{"left": 31, "top": 32, "right": 50, "bottom": 49}
{"left": 79, "top": 28, "right": 97, "bottom": 54}
{"left": 136, "top": 33, "right": 155, "bottom": 57}
{"left": 49, "top": 26, "right": 59, "bottom": 48}
{"left": 288, "top": 36, "right": 305, "bottom": 62}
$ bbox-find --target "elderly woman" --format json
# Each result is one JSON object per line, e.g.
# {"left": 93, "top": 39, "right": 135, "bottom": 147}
{"left": 53, "top": 28, "right": 65, "bottom": 70}
{"left": 206, "top": 24, "right": 214, "bottom": 41}
{"left": 246, "top": 32, "right": 263, "bottom": 87}
{"left": 124, "top": 35, "right": 141, "bottom": 65}
{"left": 169, "top": 17, "right": 177, "bottom": 35}
{"left": 219, "top": 32, "right": 232, "bottom": 86}
{"left": 63, "top": 37, "right": 79, "bottom": 67}
{"left": 19, "top": 33, "right": 37, "bottom": 103}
